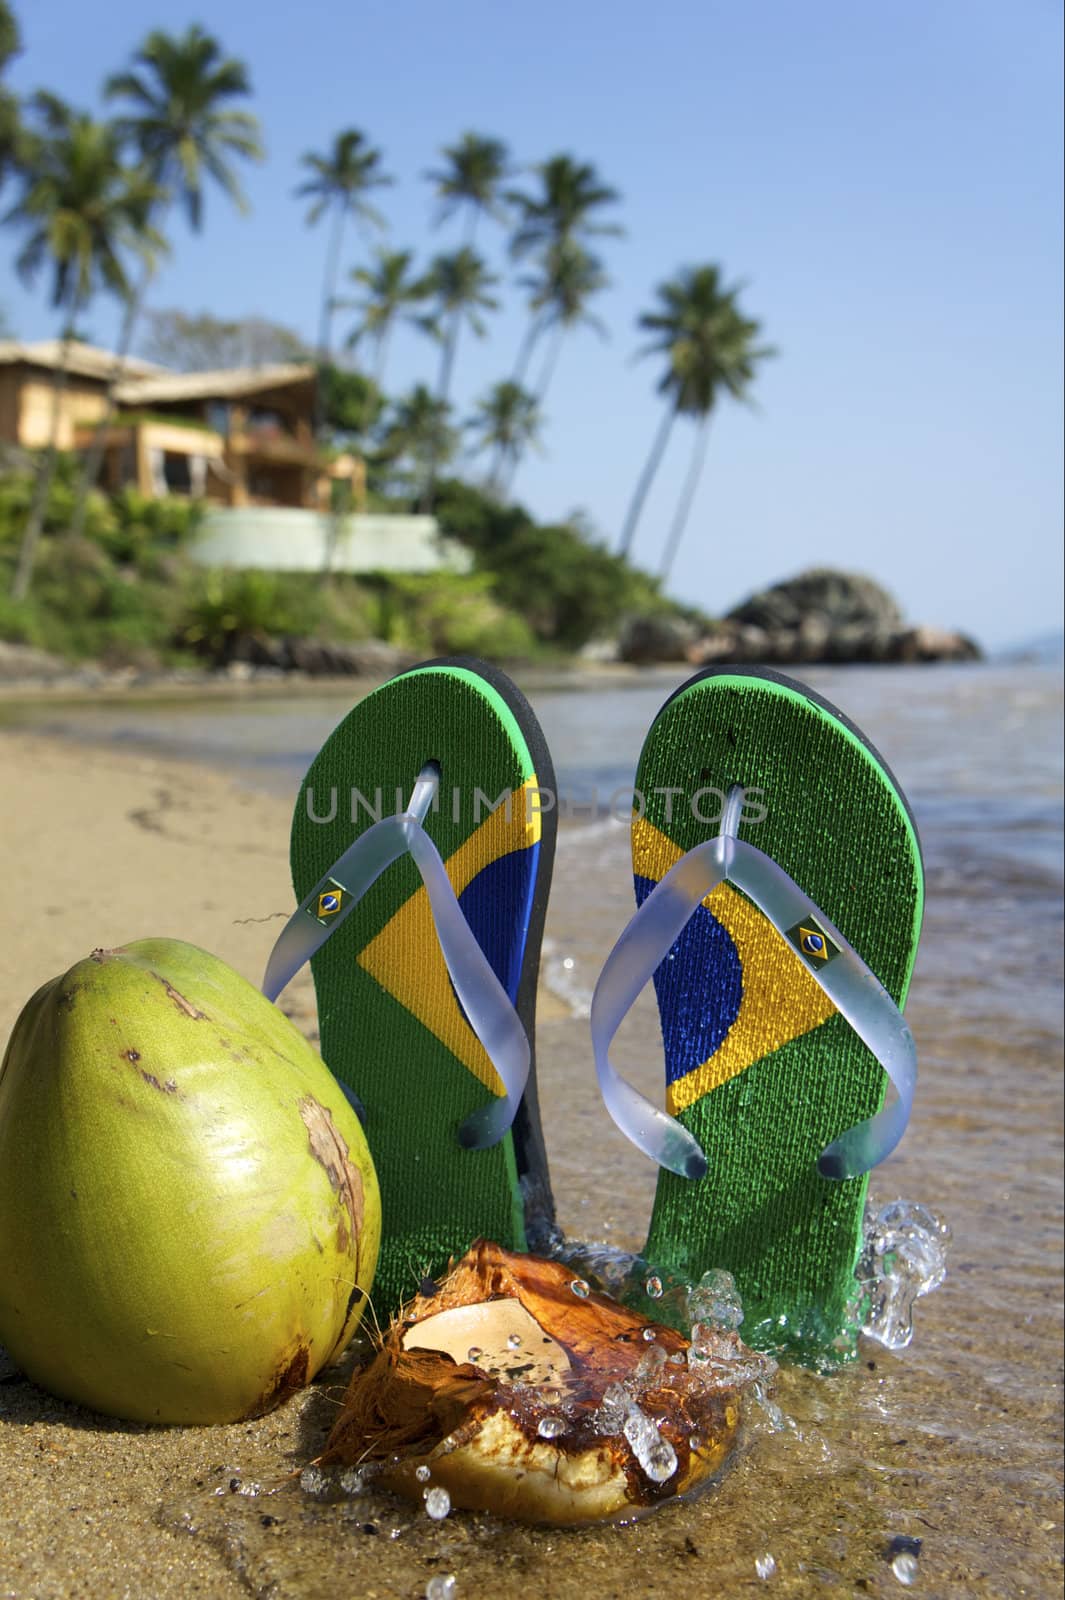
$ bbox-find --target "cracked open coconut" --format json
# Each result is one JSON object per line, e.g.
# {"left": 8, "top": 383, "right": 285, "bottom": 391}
{"left": 322, "top": 1240, "right": 771, "bottom": 1524}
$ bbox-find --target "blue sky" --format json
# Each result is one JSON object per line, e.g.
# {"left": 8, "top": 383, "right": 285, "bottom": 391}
{"left": 4, "top": 0, "right": 1062, "bottom": 649}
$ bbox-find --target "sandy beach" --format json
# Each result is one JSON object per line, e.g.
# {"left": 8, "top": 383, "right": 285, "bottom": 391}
{"left": 0, "top": 675, "right": 1062, "bottom": 1599}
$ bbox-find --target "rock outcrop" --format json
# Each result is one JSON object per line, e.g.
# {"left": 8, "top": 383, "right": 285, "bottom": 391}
{"left": 618, "top": 569, "right": 982, "bottom": 667}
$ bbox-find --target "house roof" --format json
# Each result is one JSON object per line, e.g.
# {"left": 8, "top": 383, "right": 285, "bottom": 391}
{"left": 115, "top": 363, "right": 316, "bottom": 406}
{"left": 0, "top": 340, "right": 162, "bottom": 381}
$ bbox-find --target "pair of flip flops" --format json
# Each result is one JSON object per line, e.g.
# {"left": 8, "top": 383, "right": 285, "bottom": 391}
{"left": 264, "top": 658, "right": 923, "bottom": 1356}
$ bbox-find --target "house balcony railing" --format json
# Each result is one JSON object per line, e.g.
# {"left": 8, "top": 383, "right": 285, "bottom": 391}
{"left": 227, "top": 428, "right": 317, "bottom": 465}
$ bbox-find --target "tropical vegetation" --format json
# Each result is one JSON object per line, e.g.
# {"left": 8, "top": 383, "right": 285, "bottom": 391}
{"left": 0, "top": 4, "right": 771, "bottom": 667}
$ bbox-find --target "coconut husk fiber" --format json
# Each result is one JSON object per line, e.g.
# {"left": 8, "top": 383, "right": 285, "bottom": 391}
{"left": 322, "top": 1241, "right": 763, "bottom": 1525}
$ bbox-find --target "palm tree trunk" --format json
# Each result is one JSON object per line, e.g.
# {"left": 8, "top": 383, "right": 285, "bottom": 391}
{"left": 373, "top": 321, "right": 393, "bottom": 388}
{"left": 317, "top": 203, "right": 347, "bottom": 364}
{"left": 488, "top": 440, "right": 511, "bottom": 497}
{"left": 510, "top": 312, "right": 543, "bottom": 390}
{"left": 436, "top": 312, "right": 461, "bottom": 408}
{"left": 11, "top": 312, "right": 79, "bottom": 601}
{"left": 314, "top": 203, "right": 347, "bottom": 438}
{"left": 533, "top": 323, "right": 565, "bottom": 406}
{"left": 423, "top": 316, "right": 460, "bottom": 509}
{"left": 69, "top": 259, "right": 152, "bottom": 538}
{"left": 659, "top": 417, "right": 712, "bottom": 584}
{"left": 617, "top": 404, "right": 676, "bottom": 561}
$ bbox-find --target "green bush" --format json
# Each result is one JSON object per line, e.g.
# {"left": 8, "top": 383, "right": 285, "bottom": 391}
{"left": 26, "top": 536, "right": 178, "bottom": 662}
{"left": 0, "top": 464, "right": 120, "bottom": 551}
{"left": 108, "top": 487, "right": 204, "bottom": 567}
{"left": 0, "top": 591, "right": 46, "bottom": 649}
{"left": 432, "top": 476, "right": 668, "bottom": 650}
{"left": 176, "top": 569, "right": 329, "bottom": 660}
{"left": 377, "top": 572, "right": 538, "bottom": 660}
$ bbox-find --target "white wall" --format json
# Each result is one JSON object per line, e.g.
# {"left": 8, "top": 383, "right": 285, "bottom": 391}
{"left": 191, "top": 508, "right": 473, "bottom": 575}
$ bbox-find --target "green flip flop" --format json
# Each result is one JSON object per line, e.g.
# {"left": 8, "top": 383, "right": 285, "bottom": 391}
{"left": 591, "top": 667, "right": 923, "bottom": 1357}
{"left": 281, "top": 657, "right": 557, "bottom": 1315}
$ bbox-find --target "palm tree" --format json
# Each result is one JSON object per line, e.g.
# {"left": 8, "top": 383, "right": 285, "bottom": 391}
{"left": 342, "top": 247, "right": 427, "bottom": 387}
{"left": 296, "top": 129, "right": 391, "bottom": 369}
{"left": 70, "top": 24, "right": 262, "bottom": 536}
{"left": 424, "top": 245, "right": 500, "bottom": 407}
{"left": 507, "top": 154, "right": 620, "bottom": 390}
{"left": 617, "top": 264, "right": 775, "bottom": 576}
{"left": 507, "top": 153, "right": 622, "bottom": 259}
{"left": 6, "top": 95, "right": 161, "bottom": 599}
{"left": 421, "top": 246, "right": 499, "bottom": 505}
{"left": 425, "top": 131, "right": 511, "bottom": 243}
{"left": 466, "top": 380, "right": 543, "bottom": 496}
{"left": 378, "top": 384, "right": 458, "bottom": 511}
{"left": 517, "top": 238, "right": 609, "bottom": 405}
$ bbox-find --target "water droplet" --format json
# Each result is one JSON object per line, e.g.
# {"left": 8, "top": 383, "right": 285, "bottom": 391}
{"left": 506, "top": 1332, "right": 522, "bottom": 1349}
{"left": 424, "top": 1486, "right": 451, "bottom": 1520}
{"left": 426, "top": 1577, "right": 457, "bottom": 1600}
{"left": 622, "top": 1404, "right": 677, "bottom": 1483}
{"left": 339, "top": 1467, "right": 366, "bottom": 1495}
{"left": 299, "top": 1467, "right": 328, "bottom": 1496}
{"left": 562, "top": 957, "right": 575, "bottom": 970}
{"left": 689, "top": 1432, "right": 703, "bottom": 1453}
{"left": 636, "top": 1343, "right": 667, "bottom": 1384}
{"left": 570, "top": 1278, "right": 590, "bottom": 1298}
{"left": 466, "top": 1346, "right": 482, "bottom": 1363}
{"left": 668, "top": 1351, "right": 686, "bottom": 1366}
{"left": 641, "top": 1326, "right": 657, "bottom": 1341}
{"left": 892, "top": 1552, "right": 919, "bottom": 1586}
{"left": 537, "top": 1414, "right": 566, "bottom": 1439}
{"left": 755, "top": 1553, "right": 777, "bottom": 1580}
{"left": 645, "top": 1275, "right": 664, "bottom": 1299}
{"left": 415, "top": 1464, "right": 431, "bottom": 1483}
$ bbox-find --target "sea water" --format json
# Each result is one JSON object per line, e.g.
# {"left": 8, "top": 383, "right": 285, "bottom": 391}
{"left": 8, "top": 662, "right": 1062, "bottom": 1597}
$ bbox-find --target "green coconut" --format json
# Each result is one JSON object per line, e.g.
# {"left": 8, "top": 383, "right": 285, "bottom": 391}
{"left": 0, "top": 938, "right": 381, "bottom": 1425}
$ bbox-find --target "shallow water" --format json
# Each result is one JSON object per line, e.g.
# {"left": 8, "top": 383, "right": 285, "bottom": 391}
{"left": 5, "top": 663, "right": 1063, "bottom": 1596}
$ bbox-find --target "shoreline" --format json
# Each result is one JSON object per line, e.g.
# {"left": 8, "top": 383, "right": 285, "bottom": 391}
{"left": 0, "top": 679, "right": 1061, "bottom": 1599}
{"left": 0, "top": 642, "right": 1015, "bottom": 712}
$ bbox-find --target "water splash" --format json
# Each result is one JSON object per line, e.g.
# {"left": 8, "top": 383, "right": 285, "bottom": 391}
{"left": 891, "top": 1552, "right": 919, "bottom": 1586}
{"left": 621, "top": 1403, "right": 678, "bottom": 1484}
{"left": 423, "top": 1485, "right": 451, "bottom": 1520}
{"left": 298, "top": 1466, "right": 329, "bottom": 1497}
{"left": 858, "top": 1200, "right": 951, "bottom": 1350}
{"left": 687, "top": 1268, "right": 744, "bottom": 1332}
{"left": 426, "top": 1577, "right": 457, "bottom": 1600}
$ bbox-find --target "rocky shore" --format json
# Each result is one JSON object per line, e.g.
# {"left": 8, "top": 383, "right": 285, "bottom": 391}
{"left": 618, "top": 569, "right": 982, "bottom": 666}
{"left": 0, "top": 569, "right": 982, "bottom": 693}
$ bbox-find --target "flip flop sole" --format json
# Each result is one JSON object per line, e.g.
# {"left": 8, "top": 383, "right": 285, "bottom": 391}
{"left": 635, "top": 667, "right": 923, "bottom": 1354}
{"left": 290, "top": 659, "right": 556, "bottom": 1314}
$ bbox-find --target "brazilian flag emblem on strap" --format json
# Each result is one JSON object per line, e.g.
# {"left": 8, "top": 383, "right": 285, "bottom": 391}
{"left": 785, "top": 916, "right": 840, "bottom": 967}
{"left": 314, "top": 881, "right": 347, "bottom": 924}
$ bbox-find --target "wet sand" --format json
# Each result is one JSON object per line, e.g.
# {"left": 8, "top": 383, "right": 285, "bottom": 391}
{"left": 0, "top": 697, "right": 1062, "bottom": 1599}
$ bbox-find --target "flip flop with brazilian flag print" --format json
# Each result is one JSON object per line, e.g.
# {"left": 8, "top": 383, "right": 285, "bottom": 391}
{"left": 283, "top": 658, "right": 557, "bottom": 1316}
{"left": 590, "top": 667, "right": 923, "bottom": 1358}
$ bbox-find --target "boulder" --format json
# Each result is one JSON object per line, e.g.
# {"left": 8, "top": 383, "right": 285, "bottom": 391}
{"left": 726, "top": 568, "right": 904, "bottom": 635}
{"left": 886, "top": 626, "right": 982, "bottom": 663}
{"left": 632, "top": 568, "right": 984, "bottom": 667}
{"left": 618, "top": 613, "right": 701, "bottom": 665}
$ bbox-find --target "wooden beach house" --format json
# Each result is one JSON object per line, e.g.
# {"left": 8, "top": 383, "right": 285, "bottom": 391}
{"left": 0, "top": 340, "right": 364, "bottom": 511}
